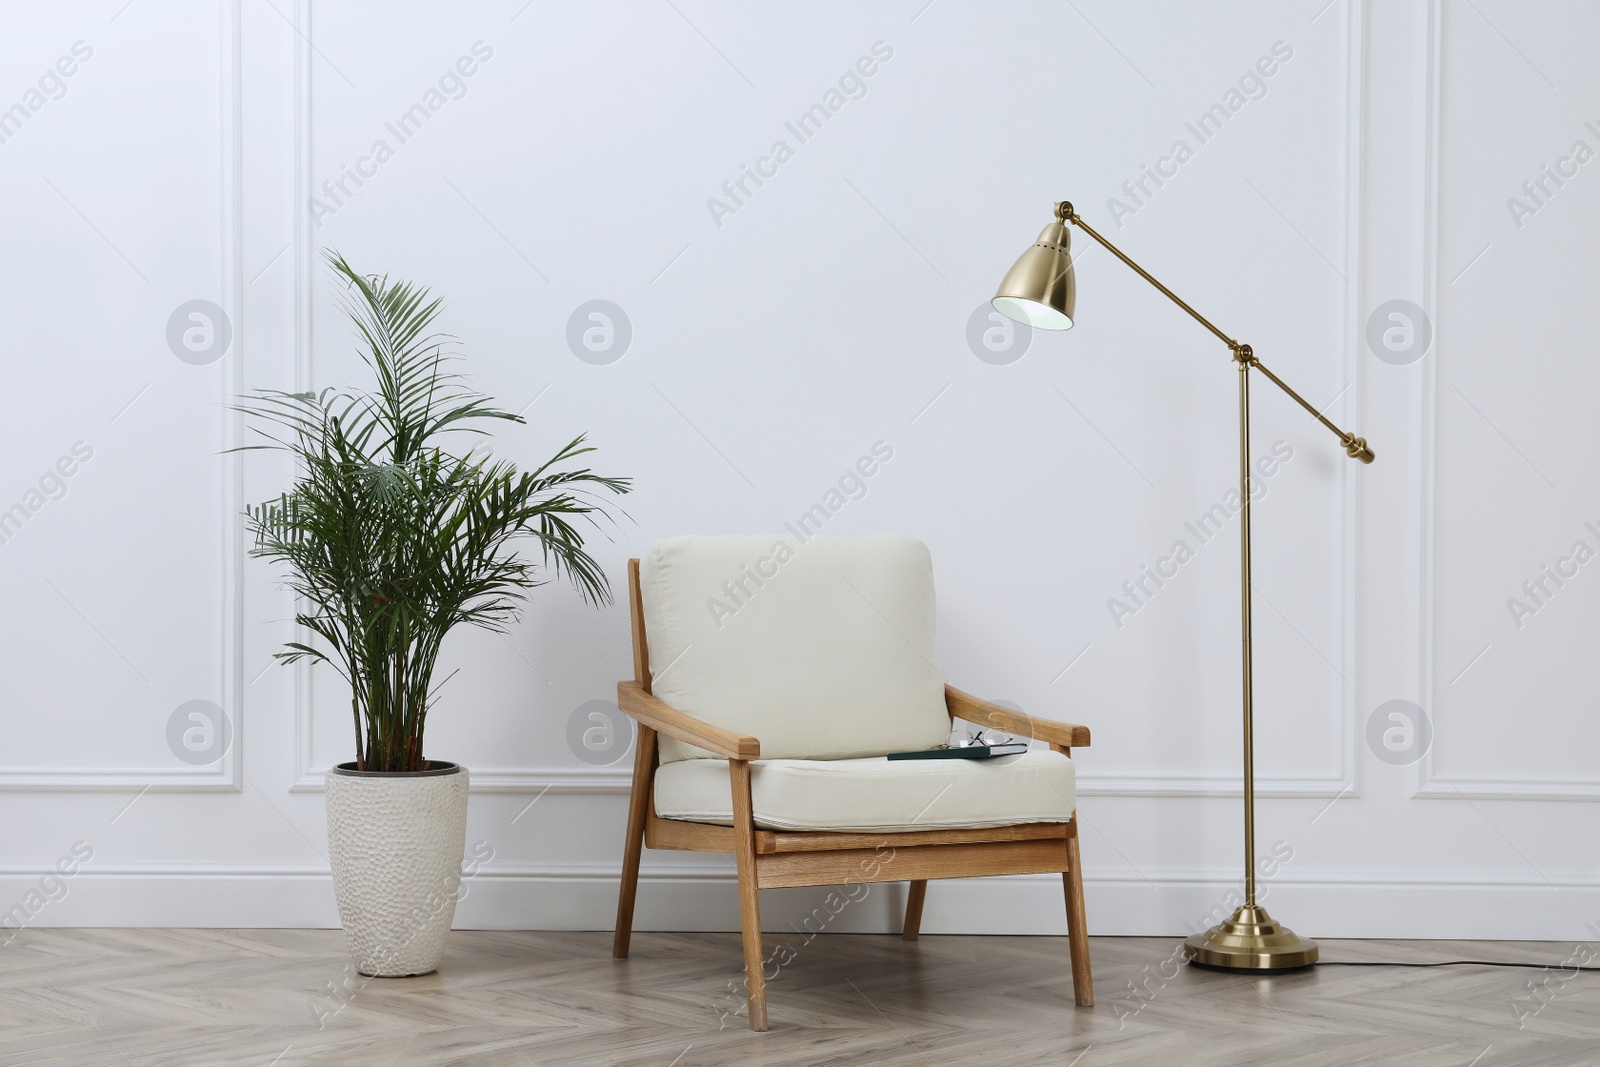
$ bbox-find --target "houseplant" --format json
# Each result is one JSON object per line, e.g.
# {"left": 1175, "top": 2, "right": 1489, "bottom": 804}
{"left": 240, "top": 253, "right": 629, "bottom": 976}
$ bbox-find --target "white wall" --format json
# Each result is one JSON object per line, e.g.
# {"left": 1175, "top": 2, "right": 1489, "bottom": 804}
{"left": 1, "top": 0, "right": 1594, "bottom": 940}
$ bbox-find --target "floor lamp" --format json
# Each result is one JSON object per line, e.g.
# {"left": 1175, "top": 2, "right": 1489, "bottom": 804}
{"left": 989, "top": 200, "right": 1374, "bottom": 972}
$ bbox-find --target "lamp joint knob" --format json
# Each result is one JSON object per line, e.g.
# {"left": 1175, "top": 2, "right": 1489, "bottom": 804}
{"left": 1341, "top": 434, "right": 1376, "bottom": 464}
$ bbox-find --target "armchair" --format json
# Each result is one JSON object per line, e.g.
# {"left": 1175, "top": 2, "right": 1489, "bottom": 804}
{"left": 611, "top": 535, "right": 1092, "bottom": 1031}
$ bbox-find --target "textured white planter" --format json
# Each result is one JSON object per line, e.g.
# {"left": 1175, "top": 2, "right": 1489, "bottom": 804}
{"left": 325, "top": 761, "right": 469, "bottom": 977}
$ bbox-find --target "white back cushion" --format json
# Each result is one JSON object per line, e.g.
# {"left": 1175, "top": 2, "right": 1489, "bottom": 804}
{"left": 639, "top": 535, "right": 951, "bottom": 762}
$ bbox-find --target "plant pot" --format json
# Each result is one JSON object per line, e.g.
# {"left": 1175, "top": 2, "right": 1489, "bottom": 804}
{"left": 324, "top": 760, "right": 469, "bottom": 977}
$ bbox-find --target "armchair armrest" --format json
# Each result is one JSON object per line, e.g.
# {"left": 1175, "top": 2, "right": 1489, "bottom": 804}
{"left": 616, "top": 681, "right": 761, "bottom": 760}
{"left": 945, "top": 685, "right": 1090, "bottom": 749}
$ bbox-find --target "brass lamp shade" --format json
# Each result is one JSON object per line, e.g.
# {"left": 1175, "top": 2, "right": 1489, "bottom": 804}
{"left": 992, "top": 220, "right": 1076, "bottom": 331}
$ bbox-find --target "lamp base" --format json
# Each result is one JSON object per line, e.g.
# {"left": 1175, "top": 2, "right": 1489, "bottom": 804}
{"left": 1183, "top": 904, "right": 1319, "bottom": 973}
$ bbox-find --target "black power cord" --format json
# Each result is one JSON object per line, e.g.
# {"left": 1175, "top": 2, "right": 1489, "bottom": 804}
{"left": 1320, "top": 960, "right": 1600, "bottom": 971}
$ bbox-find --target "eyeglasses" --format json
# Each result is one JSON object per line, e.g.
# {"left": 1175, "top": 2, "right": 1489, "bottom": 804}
{"left": 950, "top": 728, "right": 1017, "bottom": 749}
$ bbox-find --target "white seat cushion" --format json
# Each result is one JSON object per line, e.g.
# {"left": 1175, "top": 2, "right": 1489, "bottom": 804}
{"left": 639, "top": 535, "right": 952, "bottom": 762}
{"left": 654, "top": 749, "right": 1076, "bottom": 832}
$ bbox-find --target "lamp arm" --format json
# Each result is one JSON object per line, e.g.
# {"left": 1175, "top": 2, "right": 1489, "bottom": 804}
{"left": 1059, "top": 202, "right": 1374, "bottom": 464}
{"left": 1248, "top": 357, "right": 1374, "bottom": 463}
{"left": 1064, "top": 205, "right": 1239, "bottom": 349}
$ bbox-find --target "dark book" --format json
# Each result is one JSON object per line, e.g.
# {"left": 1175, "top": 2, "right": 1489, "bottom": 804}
{"left": 886, "top": 742, "right": 1030, "bottom": 761}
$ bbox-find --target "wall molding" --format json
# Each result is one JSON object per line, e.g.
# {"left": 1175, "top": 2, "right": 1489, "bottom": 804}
{"left": 9, "top": 862, "right": 1596, "bottom": 941}
{"left": 0, "top": 0, "right": 246, "bottom": 794}
{"left": 263, "top": 3, "right": 1362, "bottom": 804}
{"left": 6, "top": 859, "right": 1592, "bottom": 890}
{"left": 1329, "top": 0, "right": 1365, "bottom": 805}
{"left": 291, "top": 0, "right": 318, "bottom": 797}
{"left": 0, "top": 766, "right": 240, "bottom": 792}
{"left": 289, "top": 765, "right": 632, "bottom": 794}
{"left": 1414, "top": 776, "right": 1600, "bottom": 802}
{"left": 287, "top": 769, "right": 1353, "bottom": 799}
{"left": 1077, "top": 772, "right": 1351, "bottom": 799}
{"left": 1409, "top": 0, "right": 1600, "bottom": 802}
{"left": 283, "top": 3, "right": 624, "bottom": 798}
{"left": 277, "top": 7, "right": 1367, "bottom": 804}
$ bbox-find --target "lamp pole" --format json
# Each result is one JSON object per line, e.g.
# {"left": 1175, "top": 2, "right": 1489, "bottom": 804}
{"left": 995, "top": 201, "right": 1373, "bottom": 971}
{"left": 1238, "top": 352, "right": 1257, "bottom": 915}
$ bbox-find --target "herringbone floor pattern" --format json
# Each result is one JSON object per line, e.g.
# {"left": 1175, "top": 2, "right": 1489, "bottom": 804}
{"left": 1, "top": 929, "right": 1594, "bottom": 1065}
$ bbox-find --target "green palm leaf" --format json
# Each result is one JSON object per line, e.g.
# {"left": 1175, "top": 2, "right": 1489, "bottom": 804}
{"left": 236, "top": 252, "right": 631, "bottom": 771}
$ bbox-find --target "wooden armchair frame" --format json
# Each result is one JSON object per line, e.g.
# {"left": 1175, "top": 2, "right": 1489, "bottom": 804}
{"left": 611, "top": 559, "right": 1093, "bottom": 1031}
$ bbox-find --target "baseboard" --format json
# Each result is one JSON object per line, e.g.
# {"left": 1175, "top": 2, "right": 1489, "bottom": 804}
{"left": 3, "top": 865, "right": 1597, "bottom": 942}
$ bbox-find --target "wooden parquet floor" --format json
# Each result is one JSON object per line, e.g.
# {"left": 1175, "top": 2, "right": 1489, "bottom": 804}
{"left": 1, "top": 929, "right": 1596, "bottom": 1065}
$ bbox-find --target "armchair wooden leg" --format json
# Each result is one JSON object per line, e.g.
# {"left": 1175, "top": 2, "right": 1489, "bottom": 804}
{"left": 613, "top": 725, "right": 657, "bottom": 959}
{"left": 902, "top": 880, "right": 927, "bottom": 941}
{"left": 729, "top": 759, "right": 768, "bottom": 1031}
{"left": 1064, "top": 815, "right": 1094, "bottom": 1006}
